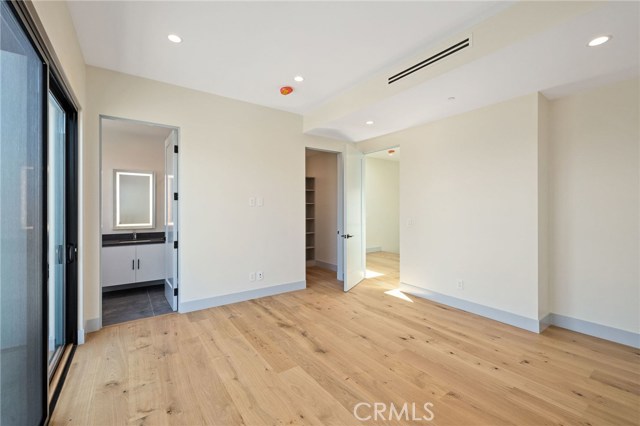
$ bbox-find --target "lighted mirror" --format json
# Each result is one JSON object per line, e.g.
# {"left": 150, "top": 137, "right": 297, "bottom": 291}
{"left": 113, "top": 170, "right": 155, "bottom": 229}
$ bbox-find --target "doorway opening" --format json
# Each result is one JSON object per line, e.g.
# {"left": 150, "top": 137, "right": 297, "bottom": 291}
{"left": 305, "top": 149, "right": 343, "bottom": 283}
{"left": 99, "top": 117, "right": 179, "bottom": 327}
{"left": 364, "top": 147, "right": 400, "bottom": 284}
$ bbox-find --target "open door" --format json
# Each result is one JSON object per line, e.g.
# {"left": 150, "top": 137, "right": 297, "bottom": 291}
{"left": 343, "top": 144, "right": 365, "bottom": 291}
{"left": 164, "top": 130, "right": 178, "bottom": 310}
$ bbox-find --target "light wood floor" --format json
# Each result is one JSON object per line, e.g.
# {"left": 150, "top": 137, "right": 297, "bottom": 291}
{"left": 52, "top": 252, "right": 640, "bottom": 425}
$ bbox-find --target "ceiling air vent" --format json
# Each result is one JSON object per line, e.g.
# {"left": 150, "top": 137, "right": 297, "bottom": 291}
{"left": 388, "top": 37, "right": 471, "bottom": 84}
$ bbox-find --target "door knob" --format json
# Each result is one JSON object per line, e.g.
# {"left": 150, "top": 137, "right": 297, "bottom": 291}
{"left": 342, "top": 234, "right": 354, "bottom": 239}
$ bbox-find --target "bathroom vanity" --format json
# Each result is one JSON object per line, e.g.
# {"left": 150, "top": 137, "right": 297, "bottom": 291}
{"left": 101, "top": 233, "right": 166, "bottom": 289}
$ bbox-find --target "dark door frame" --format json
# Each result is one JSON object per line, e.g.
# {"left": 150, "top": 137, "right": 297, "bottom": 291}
{"left": 3, "top": 1, "right": 80, "bottom": 423}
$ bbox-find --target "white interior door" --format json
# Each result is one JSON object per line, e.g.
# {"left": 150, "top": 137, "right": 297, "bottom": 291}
{"left": 164, "top": 130, "right": 178, "bottom": 310}
{"left": 343, "top": 144, "right": 365, "bottom": 291}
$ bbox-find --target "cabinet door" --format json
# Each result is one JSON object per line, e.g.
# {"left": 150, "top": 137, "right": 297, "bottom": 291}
{"left": 135, "top": 244, "right": 165, "bottom": 283}
{"left": 101, "top": 245, "right": 136, "bottom": 287}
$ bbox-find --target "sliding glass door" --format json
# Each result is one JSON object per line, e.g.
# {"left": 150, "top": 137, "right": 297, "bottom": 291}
{"left": 47, "top": 94, "right": 66, "bottom": 372}
{"left": 0, "top": 1, "right": 47, "bottom": 425}
{"left": 1, "top": 1, "right": 79, "bottom": 424}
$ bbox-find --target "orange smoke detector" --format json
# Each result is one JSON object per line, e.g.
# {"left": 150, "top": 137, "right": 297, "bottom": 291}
{"left": 280, "top": 86, "right": 294, "bottom": 96}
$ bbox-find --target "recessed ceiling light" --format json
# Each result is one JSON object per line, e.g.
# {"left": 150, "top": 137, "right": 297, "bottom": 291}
{"left": 294, "top": 75, "right": 304, "bottom": 82}
{"left": 168, "top": 34, "right": 182, "bottom": 43}
{"left": 588, "top": 35, "right": 611, "bottom": 47}
{"left": 448, "top": 97, "right": 456, "bottom": 101}
{"left": 366, "top": 120, "right": 374, "bottom": 125}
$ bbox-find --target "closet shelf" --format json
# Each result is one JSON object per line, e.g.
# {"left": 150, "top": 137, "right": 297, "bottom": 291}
{"left": 306, "top": 177, "right": 315, "bottom": 262}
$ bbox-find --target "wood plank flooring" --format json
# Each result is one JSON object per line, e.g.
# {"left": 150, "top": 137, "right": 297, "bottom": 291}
{"left": 52, "top": 252, "right": 640, "bottom": 425}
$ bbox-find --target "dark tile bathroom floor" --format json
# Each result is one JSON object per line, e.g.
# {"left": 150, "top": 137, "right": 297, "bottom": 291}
{"left": 102, "top": 284, "right": 173, "bottom": 326}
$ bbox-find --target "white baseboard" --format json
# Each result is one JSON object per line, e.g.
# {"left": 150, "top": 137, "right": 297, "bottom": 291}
{"left": 539, "top": 313, "right": 552, "bottom": 332}
{"left": 366, "top": 246, "right": 382, "bottom": 253}
{"left": 85, "top": 318, "right": 101, "bottom": 333}
{"left": 179, "top": 280, "right": 306, "bottom": 313}
{"left": 399, "top": 282, "right": 542, "bottom": 333}
{"left": 315, "top": 260, "right": 337, "bottom": 272}
{"left": 400, "top": 282, "right": 639, "bottom": 348}
{"left": 548, "top": 313, "right": 639, "bottom": 348}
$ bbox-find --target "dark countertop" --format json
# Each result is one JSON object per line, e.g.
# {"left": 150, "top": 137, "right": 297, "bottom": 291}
{"left": 102, "top": 232, "right": 165, "bottom": 247}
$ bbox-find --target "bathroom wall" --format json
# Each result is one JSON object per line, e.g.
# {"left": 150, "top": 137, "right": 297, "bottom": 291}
{"left": 101, "top": 120, "right": 169, "bottom": 234}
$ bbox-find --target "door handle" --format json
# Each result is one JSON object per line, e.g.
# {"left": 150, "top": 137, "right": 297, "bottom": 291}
{"left": 66, "top": 244, "right": 77, "bottom": 263}
{"left": 132, "top": 260, "right": 135, "bottom": 270}
{"left": 341, "top": 234, "right": 354, "bottom": 239}
{"left": 138, "top": 259, "right": 140, "bottom": 269}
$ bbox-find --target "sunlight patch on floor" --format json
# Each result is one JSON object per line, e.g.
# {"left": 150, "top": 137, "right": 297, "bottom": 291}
{"left": 366, "top": 269, "right": 385, "bottom": 278}
{"left": 384, "top": 289, "right": 413, "bottom": 303}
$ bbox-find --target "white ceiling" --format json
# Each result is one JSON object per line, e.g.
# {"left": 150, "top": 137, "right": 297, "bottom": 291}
{"left": 68, "top": 1, "right": 509, "bottom": 114}
{"left": 69, "top": 1, "right": 639, "bottom": 143}
{"left": 305, "top": 1, "right": 640, "bottom": 141}
{"left": 367, "top": 147, "right": 400, "bottom": 162}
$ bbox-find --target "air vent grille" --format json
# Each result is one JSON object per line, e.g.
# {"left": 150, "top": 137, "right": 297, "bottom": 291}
{"left": 388, "top": 37, "right": 471, "bottom": 84}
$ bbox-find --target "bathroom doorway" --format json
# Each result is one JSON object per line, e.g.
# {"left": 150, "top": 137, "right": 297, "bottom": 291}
{"left": 99, "top": 117, "right": 179, "bottom": 326}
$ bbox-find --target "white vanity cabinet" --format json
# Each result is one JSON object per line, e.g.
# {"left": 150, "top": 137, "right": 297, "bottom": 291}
{"left": 134, "top": 244, "right": 165, "bottom": 283}
{"left": 101, "top": 243, "right": 165, "bottom": 287}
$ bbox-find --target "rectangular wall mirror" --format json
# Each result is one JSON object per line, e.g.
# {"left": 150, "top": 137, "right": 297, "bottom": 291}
{"left": 113, "top": 170, "right": 155, "bottom": 229}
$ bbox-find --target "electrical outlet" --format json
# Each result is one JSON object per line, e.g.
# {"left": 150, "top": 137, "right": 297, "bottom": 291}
{"left": 249, "top": 197, "right": 256, "bottom": 207}
{"left": 257, "top": 271, "right": 264, "bottom": 280}
{"left": 407, "top": 218, "right": 415, "bottom": 228}
{"left": 249, "top": 272, "right": 256, "bottom": 282}
{"left": 457, "top": 280, "right": 464, "bottom": 290}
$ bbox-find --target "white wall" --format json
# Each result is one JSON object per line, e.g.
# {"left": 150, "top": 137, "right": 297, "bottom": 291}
{"left": 306, "top": 151, "right": 338, "bottom": 267}
{"left": 83, "top": 66, "right": 339, "bottom": 326}
{"left": 549, "top": 78, "right": 639, "bottom": 334}
{"left": 365, "top": 157, "right": 400, "bottom": 253}
{"left": 365, "top": 94, "right": 543, "bottom": 322}
{"left": 357, "top": 82, "right": 639, "bottom": 341}
{"left": 32, "top": 1, "right": 85, "bottom": 106}
{"left": 538, "top": 94, "right": 551, "bottom": 320}
{"left": 101, "top": 126, "right": 166, "bottom": 233}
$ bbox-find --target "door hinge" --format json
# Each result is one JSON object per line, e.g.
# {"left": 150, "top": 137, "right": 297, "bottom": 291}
{"left": 173, "top": 287, "right": 178, "bottom": 296}
{"left": 174, "top": 145, "right": 179, "bottom": 154}
{"left": 173, "top": 192, "right": 178, "bottom": 201}
{"left": 174, "top": 241, "right": 178, "bottom": 249}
